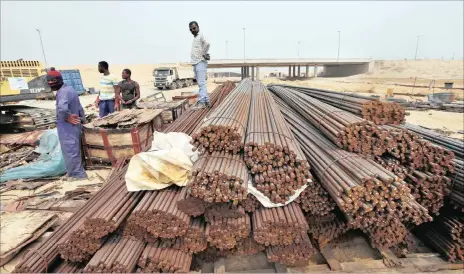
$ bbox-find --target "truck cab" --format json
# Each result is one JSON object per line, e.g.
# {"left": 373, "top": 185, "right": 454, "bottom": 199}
{"left": 153, "top": 66, "right": 195, "bottom": 90}
{"left": 153, "top": 68, "right": 175, "bottom": 90}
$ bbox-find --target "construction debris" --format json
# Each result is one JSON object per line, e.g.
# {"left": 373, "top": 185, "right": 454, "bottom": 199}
{"left": 91, "top": 109, "right": 164, "bottom": 128}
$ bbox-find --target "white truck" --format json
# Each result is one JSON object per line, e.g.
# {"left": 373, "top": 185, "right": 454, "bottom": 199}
{"left": 153, "top": 66, "right": 195, "bottom": 90}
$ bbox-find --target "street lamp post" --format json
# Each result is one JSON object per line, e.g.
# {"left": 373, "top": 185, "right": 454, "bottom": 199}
{"left": 337, "top": 31, "right": 341, "bottom": 63}
{"left": 36, "top": 29, "right": 48, "bottom": 68}
{"left": 297, "top": 41, "right": 301, "bottom": 58}
{"left": 243, "top": 28, "right": 246, "bottom": 61}
{"left": 415, "top": 35, "right": 422, "bottom": 60}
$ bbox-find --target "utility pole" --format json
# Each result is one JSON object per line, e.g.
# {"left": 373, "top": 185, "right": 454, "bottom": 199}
{"left": 415, "top": 35, "right": 422, "bottom": 60}
{"left": 36, "top": 29, "right": 48, "bottom": 68}
{"left": 337, "top": 31, "right": 341, "bottom": 63}
{"left": 226, "top": 41, "right": 230, "bottom": 78}
{"left": 297, "top": 41, "right": 301, "bottom": 58}
{"left": 243, "top": 28, "right": 246, "bottom": 61}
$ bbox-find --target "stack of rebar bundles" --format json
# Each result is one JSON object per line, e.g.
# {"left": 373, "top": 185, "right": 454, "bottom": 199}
{"left": 163, "top": 81, "right": 236, "bottom": 135}
{"left": 271, "top": 85, "right": 406, "bottom": 125}
{"left": 306, "top": 213, "right": 350, "bottom": 248}
{"left": 269, "top": 85, "right": 433, "bottom": 249}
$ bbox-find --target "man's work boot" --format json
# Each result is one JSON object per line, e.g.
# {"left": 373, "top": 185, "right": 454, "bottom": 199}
{"left": 192, "top": 101, "right": 207, "bottom": 110}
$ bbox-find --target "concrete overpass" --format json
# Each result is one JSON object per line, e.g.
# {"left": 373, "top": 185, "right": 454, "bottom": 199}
{"left": 207, "top": 58, "right": 373, "bottom": 79}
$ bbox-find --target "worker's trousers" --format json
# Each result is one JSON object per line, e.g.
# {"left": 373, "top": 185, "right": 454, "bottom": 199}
{"left": 57, "top": 122, "right": 87, "bottom": 178}
{"left": 193, "top": 61, "right": 209, "bottom": 104}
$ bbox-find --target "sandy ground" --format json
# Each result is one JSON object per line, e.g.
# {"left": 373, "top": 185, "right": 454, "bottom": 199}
{"left": 17, "top": 60, "right": 464, "bottom": 138}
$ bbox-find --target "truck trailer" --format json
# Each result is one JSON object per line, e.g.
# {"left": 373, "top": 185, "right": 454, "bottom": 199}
{"left": 153, "top": 66, "right": 195, "bottom": 90}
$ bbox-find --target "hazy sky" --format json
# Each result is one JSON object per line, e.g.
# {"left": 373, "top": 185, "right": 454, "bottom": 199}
{"left": 1, "top": 1, "right": 463, "bottom": 66}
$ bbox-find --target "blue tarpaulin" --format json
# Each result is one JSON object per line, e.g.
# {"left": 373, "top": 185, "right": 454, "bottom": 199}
{"left": 0, "top": 129, "right": 67, "bottom": 183}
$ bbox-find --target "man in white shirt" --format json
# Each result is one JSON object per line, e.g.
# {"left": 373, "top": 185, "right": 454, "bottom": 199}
{"left": 189, "top": 21, "right": 210, "bottom": 109}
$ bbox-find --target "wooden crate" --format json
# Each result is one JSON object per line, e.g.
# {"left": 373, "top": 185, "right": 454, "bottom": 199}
{"left": 81, "top": 114, "right": 163, "bottom": 166}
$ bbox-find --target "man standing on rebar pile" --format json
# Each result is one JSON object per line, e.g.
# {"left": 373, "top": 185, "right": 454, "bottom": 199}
{"left": 118, "top": 69, "right": 140, "bottom": 110}
{"left": 94, "top": 61, "right": 120, "bottom": 117}
{"left": 47, "top": 68, "right": 87, "bottom": 181}
{"left": 189, "top": 21, "right": 211, "bottom": 109}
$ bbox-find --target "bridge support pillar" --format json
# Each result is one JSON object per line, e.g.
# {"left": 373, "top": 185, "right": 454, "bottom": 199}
{"left": 297, "top": 66, "right": 301, "bottom": 77}
{"left": 256, "top": 67, "right": 260, "bottom": 80}
{"left": 305, "top": 66, "right": 309, "bottom": 78}
{"left": 292, "top": 66, "right": 296, "bottom": 77}
{"left": 314, "top": 66, "right": 318, "bottom": 77}
{"left": 251, "top": 66, "right": 255, "bottom": 81}
{"left": 288, "top": 66, "right": 291, "bottom": 77}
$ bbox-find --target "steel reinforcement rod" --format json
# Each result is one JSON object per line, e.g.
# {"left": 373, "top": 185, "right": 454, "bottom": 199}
{"left": 13, "top": 159, "right": 128, "bottom": 273}
{"left": 187, "top": 151, "right": 249, "bottom": 203}
{"left": 59, "top": 168, "right": 144, "bottom": 262}
{"left": 295, "top": 178, "right": 336, "bottom": 216}
{"left": 306, "top": 212, "right": 350, "bottom": 248}
{"left": 246, "top": 82, "right": 311, "bottom": 203}
{"left": 273, "top": 95, "right": 432, "bottom": 231}
{"left": 83, "top": 234, "right": 145, "bottom": 273}
{"left": 270, "top": 84, "right": 406, "bottom": 125}
{"left": 163, "top": 81, "right": 236, "bottom": 135}
{"left": 191, "top": 78, "right": 253, "bottom": 154}
{"left": 137, "top": 239, "right": 192, "bottom": 273}
{"left": 268, "top": 85, "right": 392, "bottom": 156}
{"left": 265, "top": 232, "right": 316, "bottom": 267}
{"left": 252, "top": 203, "right": 309, "bottom": 246}
{"left": 125, "top": 186, "right": 190, "bottom": 240}
{"left": 205, "top": 208, "right": 250, "bottom": 250}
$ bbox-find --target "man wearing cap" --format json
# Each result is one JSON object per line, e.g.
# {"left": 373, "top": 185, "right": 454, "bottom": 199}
{"left": 47, "top": 68, "right": 87, "bottom": 180}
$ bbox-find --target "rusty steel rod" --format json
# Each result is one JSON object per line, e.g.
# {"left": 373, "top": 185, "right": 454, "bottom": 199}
{"left": 306, "top": 213, "right": 350, "bottom": 248}
{"left": 137, "top": 239, "right": 192, "bottom": 273}
{"left": 204, "top": 202, "right": 246, "bottom": 221}
{"left": 187, "top": 151, "right": 248, "bottom": 203}
{"left": 295, "top": 178, "right": 336, "bottom": 216}
{"left": 246, "top": 82, "right": 311, "bottom": 203}
{"left": 125, "top": 186, "right": 190, "bottom": 240}
{"left": 191, "top": 78, "right": 253, "bottom": 154}
{"left": 252, "top": 203, "right": 309, "bottom": 246}
{"left": 163, "top": 81, "right": 236, "bottom": 135}
{"left": 270, "top": 84, "right": 406, "bottom": 125}
{"left": 265, "top": 232, "right": 316, "bottom": 266}
{"left": 273, "top": 94, "right": 432, "bottom": 230}
{"left": 176, "top": 186, "right": 207, "bottom": 217}
{"left": 205, "top": 209, "right": 250, "bottom": 250}
{"left": 83, "top": 234, "right": 145, "bottom": 273}
{"left": 239, "top": 194, "right": 261, "bottom": 213}
{"left": 13, "top": 159, "right": 127, "bottom": 273}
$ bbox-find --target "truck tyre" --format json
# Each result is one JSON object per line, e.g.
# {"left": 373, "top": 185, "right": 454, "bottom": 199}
{"left": 169, "top": 82, "right": 177, "bottom": 90}
{"left": 188, "top": 80, "right": 193, "bottom": 86}
{"left": 157, "top": 87, "right": 163, "bottom": 90}
{"left": 176, "top": 80, "right": 183, "bottom": 88}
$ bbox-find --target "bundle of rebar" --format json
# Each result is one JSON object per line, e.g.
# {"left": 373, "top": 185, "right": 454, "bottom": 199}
{"left": 390, "top": 231, "right": 420, "bottom": 258}
{"left": 51, "top": 261, "right": 85, "bottom": 273}
{"left": 364, "top": 217, "right": 407, "bottom": 249}
{"left": 59, "top": 174, "right": 144, "bottom": 262}
{"left": 137, "top": 239, "right": 192, "bottom": 273}
{"left": 240, "top": 194, "right": 261, "bottom": 213}
{"left": 235, "top": 236, "right": 265, "bottom": 255}
{"left": 176, "top": 187, "right": 206, "bottom": 217}
{"left": 273, "top": 94, "right": 432, "bottom": 230}
{"left": 306, "top": 213, "right": 350, "bottom": 248}
{"left": 402, "top": 123, "right": 464, "bottom": 159}
{"left": 204, "top": 203, "right": 246, "bottom": 221}
{"left": 245, "top": 82, "right": 311, "bottom": 203}
{"left": 295, "top": 179, "right": 336, "bottom": 216}
{"left": 13, "top": 160, "right": 128, "bottom": 273}
{"left": 270, "top": 85, "right": 406, "bottom": 125}
{"left": 252, "top": 203, "right": 309, "bottom": 246}
{"left": 191, "top": 78, "right": 252, "bottom": 154}
{"left": 83, "top": 235, "right": 145, "bottom": 273}
{"left": 383, "top": 125, "right": 455, "bottom": 175}
{"left": 265, "top": 232, "right": 316, "bottom": 266}
{"left": 195, "top": 245, "right": 235, "bottom": 263}
{"left": 182, "top": 218, "right": 207, "bottom": 254}
{"left": 375, "top": 155, "right": 449, "bottom": 214}
{"left": 187, "top": 151, "right": 248, "bottom": 203}
{"left": 269, "top": 85, "right": 395, "bottom": 156}
{"left": 414, "top": 207, "right": 464, "bottom": 262}
{"left": 205, "top": 211, "right": 250, "bottom": 250}
{"left": 449, "top": 158, "right": 464, "bottom": 210}
{"left": 126, "top": 187, "right": 190, "bottom": 239}
{"left": 163, "top": 81, "right": 236, "bottom": 135}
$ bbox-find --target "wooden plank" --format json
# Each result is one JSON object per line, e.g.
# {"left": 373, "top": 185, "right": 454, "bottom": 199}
{"left": 320, "top": 245, "right": 343, "bottom": 271}
{"left": 405, "top": 253, "right": 441, "bottom": 258}
{"left": 214, "top": 258, "right": 226, "bottom": 274}
{"left": 377, "top": 248, "right": 403, "bottom": 268}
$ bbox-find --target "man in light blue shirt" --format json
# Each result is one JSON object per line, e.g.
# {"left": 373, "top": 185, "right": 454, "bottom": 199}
{"left": 189, "top": 21, "right": 210, "bottom": 109}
